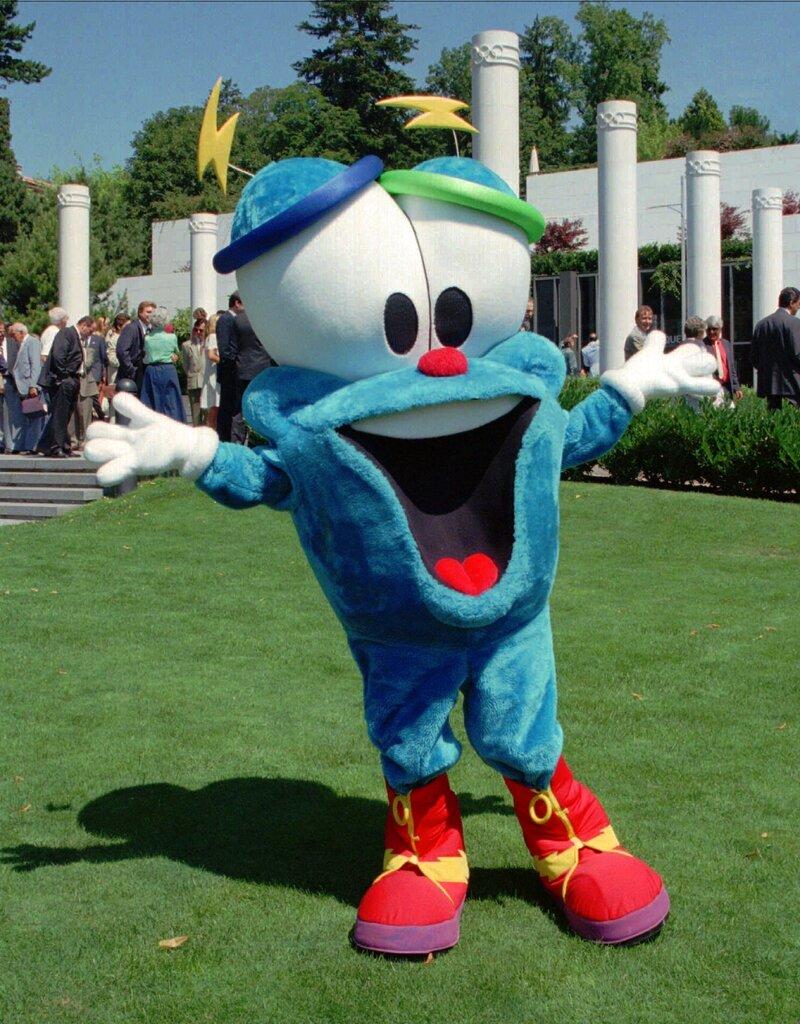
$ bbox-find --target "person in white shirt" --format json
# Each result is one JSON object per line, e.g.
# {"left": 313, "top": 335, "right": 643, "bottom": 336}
{"left": 40, "top": 307, "right": 68, "bottom": 363}
{"left": 581, "top": 332, "right": 601, "bottom": 377}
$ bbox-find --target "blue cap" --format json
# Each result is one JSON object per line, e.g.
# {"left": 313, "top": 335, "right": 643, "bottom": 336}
{"left": 214, "top": 154, "right": 384, "bottom": 274}
{"left": 412, "top": 156, "right": 516, "bottom": 195}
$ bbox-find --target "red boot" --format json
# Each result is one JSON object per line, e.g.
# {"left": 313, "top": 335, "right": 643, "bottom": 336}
{"left": 353, "top": 774, "right": 469, "bottom": 955}
{"left": 505, "top": 757, "right": 669, "bottom": 943}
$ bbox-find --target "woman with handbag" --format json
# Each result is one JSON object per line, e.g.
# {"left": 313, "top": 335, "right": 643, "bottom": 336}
{"left": 9, "top": 323, "right": 47, "bottom": 454}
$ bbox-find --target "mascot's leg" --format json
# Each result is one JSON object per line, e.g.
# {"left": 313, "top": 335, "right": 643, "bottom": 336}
{"left": 349, "top": 639, "right": 470, "bottom": 956}
{"left": 466, "top": 609, "right": 669, "bottom": 945}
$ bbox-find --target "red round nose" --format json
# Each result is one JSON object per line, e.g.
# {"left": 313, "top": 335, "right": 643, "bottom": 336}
{"left": 417, "top": 348, "right": 468, "bottom": 377}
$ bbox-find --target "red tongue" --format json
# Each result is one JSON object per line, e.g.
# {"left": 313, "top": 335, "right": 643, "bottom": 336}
{"left": 434, "top": 553, "right": 499, "bottom": 596}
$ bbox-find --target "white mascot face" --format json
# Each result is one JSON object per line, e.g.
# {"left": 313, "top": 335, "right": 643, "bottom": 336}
{"left": 236, "top": 184, "right": 531, "bottom": 382}
{"left": 237, "top": 183, "right": 430, "bottom": 381}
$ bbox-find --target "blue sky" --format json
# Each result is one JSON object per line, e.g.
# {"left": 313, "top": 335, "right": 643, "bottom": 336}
{"left": 8, "top": 1, "right": 799, "bottom": 177}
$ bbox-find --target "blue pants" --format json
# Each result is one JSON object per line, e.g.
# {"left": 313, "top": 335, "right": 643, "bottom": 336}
{"left": 349, "top": 606, "right": 563, "bottom": 794}
{"left": 19, "top": 407, "right": 47, "bottom": 452}
{"left": 3, "top": 384, "right": 24, "bottom": 452}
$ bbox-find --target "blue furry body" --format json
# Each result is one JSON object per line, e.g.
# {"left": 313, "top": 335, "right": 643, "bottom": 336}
{"left": 197, "top": 332, "right": 632, "bottom": 789}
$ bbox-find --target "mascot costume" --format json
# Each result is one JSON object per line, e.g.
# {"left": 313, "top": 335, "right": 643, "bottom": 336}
{"left": 86, "top": 119, "right": 718, "bottom": 956}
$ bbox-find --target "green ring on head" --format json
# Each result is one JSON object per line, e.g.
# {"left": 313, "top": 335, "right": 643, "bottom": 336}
{"left": 380, "top": 169, "right": 545, "bottom": 244}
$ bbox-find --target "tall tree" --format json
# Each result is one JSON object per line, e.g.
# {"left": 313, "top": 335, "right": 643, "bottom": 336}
{"left": 425, "top": 43, "right": 472, "bottom": 105}
{"left": 573, "top": 1, "right": 670, "bottom": 163}
{"left": 679, "top": 88, "right": 726, "bottom": 141}
{"left": 294, "top": 1, "right": 424, "bottom": 163}
{"left": 519, "top": 15, "right": 581, "bottom": 173}
{"left": 237, "top": 83, "right": 364, "bottom": 168}
{"left": 0, "top": 0, "right": 50, "bottom": 87}
{"left": 126, "top": 102, "right": 239, "bottom": 234}
{"left": 0, "top": 96, "right": 28, "bottom": 247}
{"left": 729, "top": 105, "right": 770, "bottom": 135}
{"left": 423, "top": 44, "right": 474, "bottom": 159}
{"left": 0, "top": 163, "right": 150, "bottom": 329}
{"left": 0, "top": 2, "right": 50, "bottom": 255}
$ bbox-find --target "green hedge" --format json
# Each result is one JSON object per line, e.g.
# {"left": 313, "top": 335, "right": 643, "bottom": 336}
{"left": 531, "top": 238, "right": 753, "bottom": 279}
{"left": 559, "top": 376, "right": 800, "bottom": 499}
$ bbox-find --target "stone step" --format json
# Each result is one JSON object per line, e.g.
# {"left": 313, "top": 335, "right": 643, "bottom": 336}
{"left": 0, "top": 470, "right": 99, "bottom": 486}
{"left": 0, "top": 454, "right": 92, "bottom": 472}
{"left": 0, "top": 518, "right": 28, "bottom": 526}
{"left": 0, "top": 501, "right": 76, "bottom": 519}
{"left": 0, "top": 485, "right": 103, "bottom": 503}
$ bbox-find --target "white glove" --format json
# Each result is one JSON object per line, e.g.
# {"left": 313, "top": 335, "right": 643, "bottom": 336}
{"left": 602, "top": 331, "right": 721, "bottom": 413}
{"left": 84, "top": 393, "right": 219, "bottom": 487}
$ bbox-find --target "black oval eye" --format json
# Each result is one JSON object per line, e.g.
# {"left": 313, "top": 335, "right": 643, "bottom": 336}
{"left": 384, "top": 292, "right": 418, "bottom": 355}
{"left": 434, "top": 287, "right": 472, "bottom": 347}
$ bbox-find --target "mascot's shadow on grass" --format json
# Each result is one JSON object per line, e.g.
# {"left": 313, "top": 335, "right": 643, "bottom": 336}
{"left": 75, "top": 152, "right": 721, "bottom": 955}
{"left": 2, "top": 777, "right": 553, "bottom": 912}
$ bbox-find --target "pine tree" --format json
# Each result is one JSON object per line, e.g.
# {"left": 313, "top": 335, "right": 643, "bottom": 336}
{"left": 0, "top": 0, "right": 50, "bottom": 87}
{"left": 0, "top": 96, "right": 28, "bottom": 247}
{"left": 293, "top": 1, "right": 423, "bottom": 163}
{"left": 519, "top": 16, "right": 581, "bottom": 174}
{"left": 0, "top": 2, "right": 50, "bottom": 254}
{"left": 679, "top": 88, "right": 727, "bottom": 142}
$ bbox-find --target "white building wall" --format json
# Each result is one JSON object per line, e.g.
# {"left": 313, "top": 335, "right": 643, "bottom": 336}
{"left": 782, "top": 211, "right": 800, "bottom": 279}
{"left": 107, "top": 213, "right": 236, "bottom": 316}
{"left": 526, "top": 143, "right": 800, "bottom": 249}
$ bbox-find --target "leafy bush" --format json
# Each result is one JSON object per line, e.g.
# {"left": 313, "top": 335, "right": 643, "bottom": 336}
{"left": 558, "top": 380, "right": 800, "bottom": 499}
{"left": 601, "top": 397, "right": 702, "bottom": 485}
{"left": 170, "top": 307, "right": 192, "bottom": 343}
{"left": 558, "top": 373, "right": 597, "bottom": 410}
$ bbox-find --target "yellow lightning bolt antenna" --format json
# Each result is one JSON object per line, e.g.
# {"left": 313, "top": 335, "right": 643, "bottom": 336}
{"left": 198, "top": 78, "right": 241, "bottom": 193}
{"left": 376, "top": 95, "right": 478, "bottom": 133}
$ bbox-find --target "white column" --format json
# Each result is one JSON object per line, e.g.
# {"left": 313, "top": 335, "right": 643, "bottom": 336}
{"left": 57, "top": 183, "right": 90, "bottom": 325}
{"left": 752, "top": 187, "right": 783, "bottom": 326}
{"left": 189, "top": 213, "right": 219, "bottom": 317}
{"left": 685, "top": 151, "right": 721, "bottom": 321}
{"left": 597, "top": 101, "right": 638, "bottom": 372}
{"left": 471, "top": 30, "right": 520, "bottom": 195}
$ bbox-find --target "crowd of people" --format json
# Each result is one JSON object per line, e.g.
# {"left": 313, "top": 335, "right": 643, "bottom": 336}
{"left": 0, "top": 289, "right": 273, "bottom": 458}
{"left": 524, "top": 292, "right": 800, "bottom": 409}
{"left": 1, "top": 286, "right": 797, "bottom": 457}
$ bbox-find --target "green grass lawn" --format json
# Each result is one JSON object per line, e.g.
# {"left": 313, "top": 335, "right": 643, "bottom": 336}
{"left": 2, "top": 478, "right": 798, "bottom": 1024}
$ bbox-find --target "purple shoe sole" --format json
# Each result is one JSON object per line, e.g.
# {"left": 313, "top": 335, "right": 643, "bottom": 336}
{"left": 353, "top": 904, "right": 464, "bottom": 956}
{"left": 564, "top": 885, "right": 670, "bottom": 944}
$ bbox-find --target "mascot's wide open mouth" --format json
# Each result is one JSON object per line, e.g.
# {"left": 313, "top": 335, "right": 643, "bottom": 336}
{"left": 339, "top": 397, "right": 539, "bottom": 595}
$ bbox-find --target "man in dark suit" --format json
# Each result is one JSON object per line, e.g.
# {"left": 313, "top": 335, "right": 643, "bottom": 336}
{"left": 115, "top": 300, "right": 155, "bottom": 391}
{"left": 231, "top": 302, "right": 273, "bottom": 445}
{"left": 751, "top": 286, "right": 800, "bottom": 409}
{"left": 37, "top": 316, "right": 94, "bottom": 457}
{"left": 215, "top": 291, "right": 241, "bottom": 442}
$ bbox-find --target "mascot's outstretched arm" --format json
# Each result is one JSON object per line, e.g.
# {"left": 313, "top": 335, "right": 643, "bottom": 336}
{"left": 602, "top": 330, "right": 719, "bottom": 413}
{"left": 562, "top": 330, "right": 718, "bottom": 469}
{"left": 84, "top": 393, "right": 292, "bottom": 510}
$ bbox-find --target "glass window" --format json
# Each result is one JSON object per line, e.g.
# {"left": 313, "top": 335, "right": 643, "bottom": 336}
{"left": 661, "top": 288, "right": 682, "bottom": 343}
{"left": 534, "top": 277, "right": 558, "bottom": 342}
{"left": 731, "top": 264, "right": 753, "bottom": 345}
{"left": 578, "top": 274, "right": 597, "bottom": 342}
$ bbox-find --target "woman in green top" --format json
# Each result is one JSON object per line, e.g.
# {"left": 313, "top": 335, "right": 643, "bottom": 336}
{"left": 140, "top": 308, "right": 186, "bottom": 423}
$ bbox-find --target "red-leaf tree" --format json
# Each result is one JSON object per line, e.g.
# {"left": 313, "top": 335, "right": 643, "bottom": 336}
{"left": 535, "top": 217, "right": 588, "bottom": 254}
{"left": 720, "top": 202, "right": 747, "bottom": 240}
{"left": 783, "top": 190, "right": 800, "bottom": 215}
